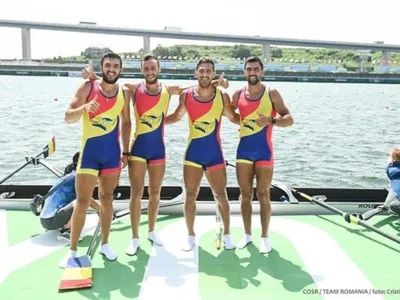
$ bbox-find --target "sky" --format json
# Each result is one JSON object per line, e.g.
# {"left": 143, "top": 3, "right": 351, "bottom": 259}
{"left": 0, "top": 0, "right": 400, "bottom": 59}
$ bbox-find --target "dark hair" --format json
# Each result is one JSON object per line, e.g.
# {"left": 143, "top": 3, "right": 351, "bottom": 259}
{"left": 64, "top": 152, "right": 80, "bottom": 175}
{"left": 100, "top": 52, "right": 122, "bottom": 68}
{"left": 244, "top": 56, "right": 264, "bottom": 70}
{"left": 196, "top": 58, "right": 215, "bottom": 71}
{"left": 141, "top": 54, "right": 160, "bottom": 67}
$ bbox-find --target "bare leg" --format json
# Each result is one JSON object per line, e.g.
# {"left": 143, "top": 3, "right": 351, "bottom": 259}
{"left": 205, "top": 166, "right": 235, "bottom": 249}
{"left": 128, "top": 160, "right": 147, "bottom": 239}
{"left": 255, "top": 166, "right": 273, "bottom": 238}
{"left": 205, "top": 167, "right": 230, "bottom": 234}
{"left": 98, "top": 171, "right": 120, "bottom": 245}
{"left": 183, "top": 165, "right": 203, "bottom": 237}
{"left": 147, "top": 163, "right": 165, "bottom": 233}
{"left": 70, "top": 174, "right": 98, "bottom": 251}
{"left": 255, "top": 165, "right": 273, "bottom": 254}
{"left": 236, "top": 163, "right": 255, "bottom": 235}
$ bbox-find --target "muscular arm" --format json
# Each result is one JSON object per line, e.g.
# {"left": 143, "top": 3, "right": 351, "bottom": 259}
{"left": 64, "top": 81, "right": 92, "bottom": 123}
{"left": 120, "top": 87, "right": 132, "bottom": 153}
{"left": 166, "top": 76, "right": 228, "bottom": 95}
{"left": 165, "top": 92, "right": 187, "bottom": 124}
{"left": 270, "top": 88, "right": 294, "bottom": 127}
{"left": 222, "top": 91, "right": 240, "bottom": 125}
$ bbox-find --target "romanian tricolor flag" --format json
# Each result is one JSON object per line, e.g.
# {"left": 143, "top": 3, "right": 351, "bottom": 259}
{"left": 43, "top": 136, "right": 56, "bottom": 158}
{"left": 58, "top": 255, "right": 92, "bottom": 291}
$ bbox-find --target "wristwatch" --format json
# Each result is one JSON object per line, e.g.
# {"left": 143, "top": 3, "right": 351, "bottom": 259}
{"left": 271, "top": 118, "right": 276, "bottom": 125}
{"left": 122, "top": 152, "right": 130, "bottom": 156}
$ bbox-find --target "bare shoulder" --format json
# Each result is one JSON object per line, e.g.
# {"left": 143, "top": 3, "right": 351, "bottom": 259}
{"left": 124, "top": 82, "right": 139, "bottom": 92}
{"left": 268, "top": 87, "right": 283, "bottom": 100}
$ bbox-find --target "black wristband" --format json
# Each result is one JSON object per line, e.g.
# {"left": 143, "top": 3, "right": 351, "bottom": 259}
{"left": 271, "top": 118, "right": 276, "bottom": 125}
{"left": 122, "top": 152, "right": 130, "bottom": 156}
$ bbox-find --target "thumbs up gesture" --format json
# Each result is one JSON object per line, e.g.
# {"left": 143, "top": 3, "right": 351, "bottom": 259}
{"left": 81, "top": 60, "right": 97, "bottom": 80}
{"left": 255, "top": 111, "right": 272, "bottom": 127}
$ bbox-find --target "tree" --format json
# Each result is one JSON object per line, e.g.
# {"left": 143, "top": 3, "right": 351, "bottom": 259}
{"left": 232, "top": 44, "right": 251, "bottom": 59}
{"left": 153, "top": 44, "right": 170, "bottom": 57}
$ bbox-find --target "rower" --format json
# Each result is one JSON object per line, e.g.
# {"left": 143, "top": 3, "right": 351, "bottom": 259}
{"left": 30, "top": 152, "right": 100, "bottom": 241}
{"left": 359, "top": 147, "right": 400, "bottom": 221}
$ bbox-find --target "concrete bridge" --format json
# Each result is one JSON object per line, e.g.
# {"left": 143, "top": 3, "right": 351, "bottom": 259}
{"left": 0, "top": 19, "right": 398, "bottom": 63}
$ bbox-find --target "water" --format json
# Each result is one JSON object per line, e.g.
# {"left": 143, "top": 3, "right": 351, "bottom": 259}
{"left": 0, "top": 76, "right": 399, "bottom": 188}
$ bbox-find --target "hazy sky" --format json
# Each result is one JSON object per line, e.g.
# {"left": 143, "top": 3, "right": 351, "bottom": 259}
{"left": 0, "top": 0, "right": 399, "bottom": 59}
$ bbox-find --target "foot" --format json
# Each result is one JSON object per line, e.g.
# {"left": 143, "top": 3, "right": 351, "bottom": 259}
{"left": 57, "top": 229, "right": 83, "bottom": 242}
{"left": 126, "top": 238, "right": 140, "bottom": 256}
{"left": 59, "top": 249, "right": 77, "bottom": 269}
{"left": 148, "top": 231, "right": 163, "bottom": 246}
{"left": 223, "top": 234, "right": 236, "bottom": 250}
{"left": 99, "top": 244, "right": 118, "bottom": 261}
{"left": 181, "top": 235, "right": 196, "bottom": 252}
{"left": 237, "top": 234, "right": 252, "bottom": 249}
{"left": 259, "top": 237, "right": 272, "bottom": 254}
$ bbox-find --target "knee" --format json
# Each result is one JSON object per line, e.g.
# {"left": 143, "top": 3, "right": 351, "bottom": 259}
{"left": 130, "top": 184, "right": 144, "bottom": 199}
{"left": 185, "top": 186, "right": 199, "bottom": 201}
{"left": 99, "top": 190, "right": 114, "bottom": 202}
{"left": 148, "top": 186, "right": 161, "bottom": 201}
{"left": 213, "top": 189, "right": 228, "bottom": 202}
{"left": 240, "top": 189, "right": 254, "bottom": 202}
{"left": 257, "top": 188, "right": 270, "bottom": 201}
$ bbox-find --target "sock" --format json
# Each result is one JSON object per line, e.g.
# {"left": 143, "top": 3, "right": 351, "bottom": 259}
{"left": 259, "top": 237, "right": 272, "bottom": 254}
{"left": 237, "top": 234, "right": 252, "bottom": 249}
{"left": 148, "top": 231, "right": 163, "bottom": 246}
{"left": 100, "top": 244, "right": 118, "bottom": 261}
{"left": 58, "top": 250, "right": 77, "bottom": 269}
{"left": 126, "top": 238, "right": 140, "bottom": 256}
{"left": 182, "top": 235, "right": 196, "bottom": 252}
{"left": 223, "top": 234, "right": 236, "bottom": 250}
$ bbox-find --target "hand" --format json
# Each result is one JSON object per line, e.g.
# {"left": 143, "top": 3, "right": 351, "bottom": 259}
{"left": 84, "top": 95, "right": 100, "bottom": 112}
{"left": 121, "top": 155, "right": 128, "bottom": 168}
{"left": 212, "top": 72, "right": 229, "bottom": 89}
{"left": 255, "top": 112, "right": 272, "bottom": 127}
{"left": 81, "top": 60, "right": 96, "bottom": 80}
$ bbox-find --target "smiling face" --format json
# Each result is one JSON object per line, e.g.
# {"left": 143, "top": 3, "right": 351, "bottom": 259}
{"left": 244, "top": 61, "right": 264, "bottom": 86}
{"left": 141, "top": 58, "right": 160, "bottom": 84}
{"left": 195, "top": 62, "right": 215, "bottom": 88}
{"left": 101, "top": 58, "right": 122, "bottom": 84}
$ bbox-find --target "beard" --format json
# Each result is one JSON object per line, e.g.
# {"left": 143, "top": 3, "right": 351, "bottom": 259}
{"left": 198, "top": 77, "right": 212, "bottom": 88}
{"left": 246, "top": 76, "right": 261, "bottom": 85}
{"left": 145, "top": 74, "right": 159, "bottom": 84}
{"left": 102, "top": 71, "right": 120, "bottom": 84}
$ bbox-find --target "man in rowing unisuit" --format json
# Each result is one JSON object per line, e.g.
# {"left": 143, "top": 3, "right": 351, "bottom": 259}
{"left": 61, "top": 52, "right": 132, "bottom": 267}
{"left": 231, "top": 56, "right": 294, "bottom": 253}
{"left": 166, "top": 58, "right": 239, "bottom": 251}
{"left": 82, "top": 55, "right": 228, "bottom": 256}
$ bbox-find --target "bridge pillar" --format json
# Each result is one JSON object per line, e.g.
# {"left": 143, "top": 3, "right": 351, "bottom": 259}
{"left": 262, "top": 43, "right": 270, "bottom": 63}
{"left": 143, "top": 36, "right": 151, "bottom": 54}
{"left": 21, "top": 28, "right": 32, "bottom": 60}
{"left": 380, "top": 50, "right": 391, "bottom": 66}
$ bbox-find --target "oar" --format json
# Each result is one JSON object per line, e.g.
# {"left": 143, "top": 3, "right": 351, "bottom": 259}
{"left": 0, "top": 136, "right": 56, "bottom": 184}
{"left": 225, "top": 160, "right": 400, "bottom": 246}
{"left": 292, "top": 189, "right": 400, "bottom": 245}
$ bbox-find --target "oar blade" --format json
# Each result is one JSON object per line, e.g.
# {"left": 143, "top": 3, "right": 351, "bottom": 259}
{"left": 42, "top": 136, "right": 56, "bottom": 159}
{"left": 58, "top": 255, "right": 92, "bottom": 291}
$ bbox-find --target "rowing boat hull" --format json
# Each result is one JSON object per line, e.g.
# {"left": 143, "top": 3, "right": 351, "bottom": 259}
{"left": 0, "top": 184, "right": 388, "bottom": 215}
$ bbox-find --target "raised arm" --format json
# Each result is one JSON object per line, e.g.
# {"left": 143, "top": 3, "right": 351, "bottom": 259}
{"left": 165, "top": 92, "right": 187, "bottom": 124}
{"left": 270, "top": 88, "right": 294, "bottom": 127}
{"left": 166, "top": 73, "right": 229, "bottom": 95}
{"left": 222, "top": 90, "right": 240, "bottom": 125}
{"left": 64, "top": 81, "right": 94, "bottom": 123}
{"left": 120, "top": 87, "right": 132, "bottom": 168}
